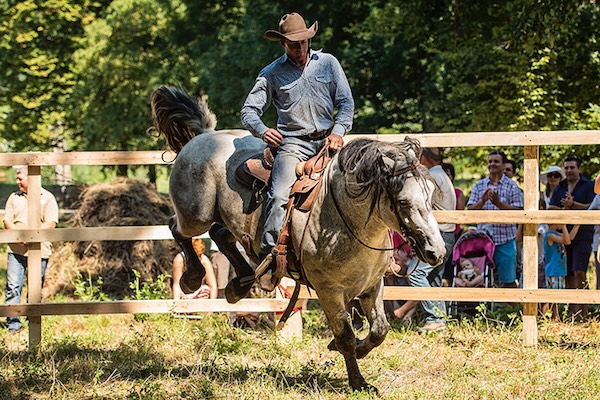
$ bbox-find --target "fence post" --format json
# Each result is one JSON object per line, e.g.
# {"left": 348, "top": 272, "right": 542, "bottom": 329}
{"left": 27, "top": 165, "right": 43, "bottom": 349}
{"left": 275, "top": 277, "right": 303, "bottom": 341}
{"left": 522, "top": 146, "right": 539, "bottom": 346}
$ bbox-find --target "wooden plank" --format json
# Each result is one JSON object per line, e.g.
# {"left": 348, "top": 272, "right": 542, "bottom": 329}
{"left": 0, "top": 131, "right": 598, "bottom": 167}
{"left": 3, "top": 288, "right": 600, "bottom": 318}
{"left": 275, "top": 279, "right": 303, "bottom": 341}
{"left": 0, "top": 151, "right": 176, "bottom": 166}
{"left": 432, "top": 210, "right": 600, "bottom": 224}
{"left": 27, "top": 166, "right": 42, "bottom": 349}
{"left": 298, "top": 286, "right": 600, "bottom": 303}
{"left": 0, "top": 226, "right": 173, "bottom": 242}
{"left": 0, "top": 298, "right": 290, "bottom": 317}
{"left": 2, "top": 211, "right": 600, "bottom": 244}
{"left": 349, "top": 131, "right": 600, "bottom": 147}
{"left": 382, "top": 287, "right": 600, "bottom": 303}
{"left": 522, "top": 145, "right": 539, "bottom": 346}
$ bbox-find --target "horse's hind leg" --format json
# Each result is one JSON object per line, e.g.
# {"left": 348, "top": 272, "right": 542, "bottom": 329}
{"left": 209, "top": 224, "right": 255, "bottom": 304}
{"left": 356, "top": 281, "right": 389, "bottom": 359}
{"left": 169, "top": 215, "right": 205, "bottom": 294}
{"left": 321, "top": 297, "right": 376, "bottom": 392}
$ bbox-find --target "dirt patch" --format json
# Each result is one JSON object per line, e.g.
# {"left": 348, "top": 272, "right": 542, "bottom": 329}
{"left": 43, "top": 178, "right": 178, "bottom": 298}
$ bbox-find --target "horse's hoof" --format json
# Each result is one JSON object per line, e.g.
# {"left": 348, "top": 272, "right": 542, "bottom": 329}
{"left": 224, "top": 275, "right": 255, "bottom": 304}
{"left": 257, "top": 271, "right": 276, "bottom": 291}
{"left": 180, "top": 270, "right": 205, "bottom": 294}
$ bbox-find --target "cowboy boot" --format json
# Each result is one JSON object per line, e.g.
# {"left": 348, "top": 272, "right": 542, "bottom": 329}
{"left": 169, "top": 215, "right": 205, "bottom": 294}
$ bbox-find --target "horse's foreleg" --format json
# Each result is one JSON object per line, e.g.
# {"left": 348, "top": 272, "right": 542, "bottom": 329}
{"left": 356, "top": 281, "right": 389, "bottom": 359}
{"left": 321, "top": 298, "right": 375, "bottom": 392}
{"left": 209, "top": 224, "right": 255, "bottom": 303}
{"left": 169, "top": 215, "right": 205, "bottom": 294}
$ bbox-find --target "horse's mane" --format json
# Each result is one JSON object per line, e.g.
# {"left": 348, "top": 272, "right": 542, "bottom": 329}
{"left": 150, "top": 86, "right": 217, "bottom": 154}
{"left": 337, "top": 137, "right": 431, "bottom": 217}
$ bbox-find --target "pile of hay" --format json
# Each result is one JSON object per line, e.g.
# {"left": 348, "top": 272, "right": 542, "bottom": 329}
{"left": 44, "top": 178, "right": 178, "bottom": 299}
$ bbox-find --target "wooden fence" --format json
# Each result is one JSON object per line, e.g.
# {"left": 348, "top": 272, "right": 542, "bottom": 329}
{"left": 1, "top": 131, "right": 599, "bottom": 350}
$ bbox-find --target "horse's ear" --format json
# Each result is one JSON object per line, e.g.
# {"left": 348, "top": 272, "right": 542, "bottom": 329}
{"left": 382, "top": 155, "right": 396, "bottom": 172}
{"left": 404, "top": 136, "right": 422, "bottom": 159}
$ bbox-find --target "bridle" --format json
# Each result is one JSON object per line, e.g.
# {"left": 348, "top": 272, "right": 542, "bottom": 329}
{"left": 329, "top": 158, "right": 421, "bottom": 252}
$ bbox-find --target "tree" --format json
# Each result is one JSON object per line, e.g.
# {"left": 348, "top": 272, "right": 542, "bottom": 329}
{"left": 0, "top": 0, "right": 109, "bottom": 151}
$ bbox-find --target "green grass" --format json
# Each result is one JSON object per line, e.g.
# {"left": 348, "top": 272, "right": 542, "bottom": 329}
{"left": 1, "top": 313, "right": 600, "bottom": 399}
{"left": 2, "top": 248, "right": 600, "bottom": 399}
{"left": 1, "top": 290, "right": 600, "bottom": 400}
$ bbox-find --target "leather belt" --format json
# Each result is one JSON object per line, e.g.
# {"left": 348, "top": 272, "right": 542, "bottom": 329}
{"left": 298, "top": 128, "right": 332, "bottom": 141}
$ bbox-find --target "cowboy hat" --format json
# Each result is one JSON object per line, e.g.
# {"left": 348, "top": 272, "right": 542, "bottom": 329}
{"left": 265, "top": 12, "right": 318, "bottom": 41}
{"left": 540, "top": 165, "right": 565, "bottom": 185}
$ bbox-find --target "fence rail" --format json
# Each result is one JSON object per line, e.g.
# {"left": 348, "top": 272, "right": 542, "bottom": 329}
{"left": 1, "top": 131, "right": 599, "bottom": 349}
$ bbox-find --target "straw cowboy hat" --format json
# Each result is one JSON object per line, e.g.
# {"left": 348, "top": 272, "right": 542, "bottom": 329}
{"left": 540, "top": 165, "right": 565, "bottom": 185}
{"left": 265, "top": 12, "right": 318, "bottom": 41}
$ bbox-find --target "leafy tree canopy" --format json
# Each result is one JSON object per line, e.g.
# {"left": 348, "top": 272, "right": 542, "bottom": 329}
{"left": 1, "top": 0, "right": 598, "bottom": 181}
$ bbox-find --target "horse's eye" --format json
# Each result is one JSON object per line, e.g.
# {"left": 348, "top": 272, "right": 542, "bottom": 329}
{"left": 397, "top": 199, "right": 409, "bottom": 207}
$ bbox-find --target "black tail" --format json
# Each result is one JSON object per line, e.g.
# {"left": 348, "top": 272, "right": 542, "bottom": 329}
{"left": 150, "top": 86, "right": 217, "bottom": 154}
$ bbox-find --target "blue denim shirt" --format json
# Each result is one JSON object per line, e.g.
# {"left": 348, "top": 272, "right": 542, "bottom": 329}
{"left": 241, "top": 49, "right": 354, "bottom": 139}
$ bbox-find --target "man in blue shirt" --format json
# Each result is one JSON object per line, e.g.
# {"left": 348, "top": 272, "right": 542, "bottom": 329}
{"left": 241, "top": 12, "right": 354, "bottom": 273}
{"left": 548, "top": 155, "right": 595, "bottom": 317}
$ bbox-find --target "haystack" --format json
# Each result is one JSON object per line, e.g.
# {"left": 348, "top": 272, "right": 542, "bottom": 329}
{"left": 43, "top": 178, "right": 178, "bottom": 298}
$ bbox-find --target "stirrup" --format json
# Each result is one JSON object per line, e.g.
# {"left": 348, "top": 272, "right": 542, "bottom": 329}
{"left": 255, "top": 253, "right": 274, "bottom": 279}
{"left": 255, "top": 253, "right": 277, "bottom": 291}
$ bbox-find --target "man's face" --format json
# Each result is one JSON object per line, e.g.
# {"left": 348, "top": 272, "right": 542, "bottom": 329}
{"left": 563, "top": 160, "right": 580, "bottom": 181}
{"left": 488, "top": 154, "right": 504, "bottom": 175}
{"left": 282, "top": 39, "right": 309, "bottom": 67}
{"left": 503, "top": 163, "right": 515, "bottom": 178}
{"left": 16, "top": 171, "right": 28, "bottom": 193}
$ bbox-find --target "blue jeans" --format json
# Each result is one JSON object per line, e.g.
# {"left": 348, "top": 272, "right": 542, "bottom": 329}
{"left": 260, "top": 136, "right": 325, "bottom": 257}
{"left": 407, "top": 231, "right": 455, "bottom": 323}
{"left": 5, "top": 253, "right": 48, "bottom": 331}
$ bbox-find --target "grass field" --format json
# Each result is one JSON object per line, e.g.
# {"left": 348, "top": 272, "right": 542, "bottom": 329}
{"left": 2, "top": 247, "right": 600, "bottom": 399}
{"left": 2, "top": 303, "right": 600, "bottom": 398}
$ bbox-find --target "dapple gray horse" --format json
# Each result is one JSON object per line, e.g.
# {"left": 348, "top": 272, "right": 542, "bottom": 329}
{"left": 151, "top": 86, "right": 446, "bottom": 392}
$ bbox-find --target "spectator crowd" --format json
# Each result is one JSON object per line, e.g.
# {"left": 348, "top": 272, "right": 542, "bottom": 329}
{"left": 386, "top": 149, "right": 600, "bottom": 326}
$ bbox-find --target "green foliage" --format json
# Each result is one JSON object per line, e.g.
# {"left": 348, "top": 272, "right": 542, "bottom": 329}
{"left": 128, "top": 269, "right": 170, "bottom": 300}
{"left": 73, "top": 271, "right": 110, "bottom": 302}
{"left": 0, "top": 0, "right": 108, "bottom": 151}
{"left": 1, "top": 0, "right": 600, "bottom": 182}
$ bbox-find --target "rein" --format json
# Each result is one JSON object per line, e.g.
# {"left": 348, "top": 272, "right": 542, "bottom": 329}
{"left": 329, "top": 159, "right": 420, "bottom": 252}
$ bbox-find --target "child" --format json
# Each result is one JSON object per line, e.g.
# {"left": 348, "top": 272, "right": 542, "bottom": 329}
{"left": 454, "top": 258, "right": 484, "bottom": 287}
{"left": 542, "top": 223, "right": 580, "bottom": 319}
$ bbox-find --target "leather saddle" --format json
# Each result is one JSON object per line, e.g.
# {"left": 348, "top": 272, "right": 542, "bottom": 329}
{"left": 234, "top": 146, "right": 332, "bottom": 212}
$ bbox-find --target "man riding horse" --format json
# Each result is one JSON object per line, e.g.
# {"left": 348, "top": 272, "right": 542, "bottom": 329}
{"left": 240, "top": 12, "right": 354, "bottom": 280}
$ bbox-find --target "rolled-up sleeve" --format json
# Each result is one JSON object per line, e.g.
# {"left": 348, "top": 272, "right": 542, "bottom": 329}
{"left": 241, "top": 76, "right": 271, "bottom": 139}
{"left": 331, "top": 58, "right": 354, "bottom": 136}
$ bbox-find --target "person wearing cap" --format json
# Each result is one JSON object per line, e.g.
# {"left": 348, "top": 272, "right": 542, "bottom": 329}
{"left": 540, "top": 165, "right": 565, "bottom": 208}
{"left": 548, "top": 155, "right": 595, "bottom": 317}
{"left": 241, "top": 12, "right": 354, "bottom": 270}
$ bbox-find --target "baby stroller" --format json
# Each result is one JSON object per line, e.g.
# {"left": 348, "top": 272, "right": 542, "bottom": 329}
{"left": 449, "top": 229, "right": 496, "bottom": 316}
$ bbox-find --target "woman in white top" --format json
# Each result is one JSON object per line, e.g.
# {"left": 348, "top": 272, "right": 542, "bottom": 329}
{"left": 173, "top": 237, "right": 218, "bottom": 300}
